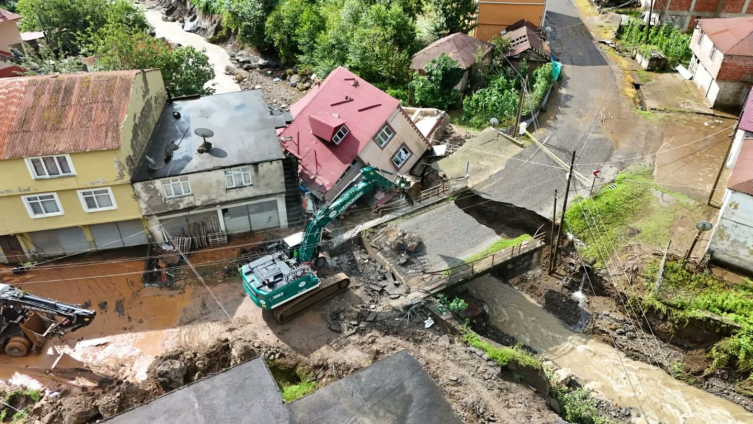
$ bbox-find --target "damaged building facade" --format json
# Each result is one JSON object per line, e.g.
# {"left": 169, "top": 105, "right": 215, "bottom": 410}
{"left": 279, "top": 67, "right": 431, "bottom": 201}
{"left": 131, "top": 90, "right": 302, "bottom": 244}
{"left": 0, "top": 70, "right": 167, "bottom": 263}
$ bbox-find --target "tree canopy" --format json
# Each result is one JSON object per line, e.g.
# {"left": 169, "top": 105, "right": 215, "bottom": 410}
{"left": 410, "top": 53, "right": 464, "bottom": 110}
{"left": 429, "top": 0, "right": 477, "bottom": 36}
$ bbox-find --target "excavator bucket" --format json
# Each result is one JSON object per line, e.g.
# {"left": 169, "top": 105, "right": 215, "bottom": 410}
{"left": 20, "top": 313, "right": 54, "bottom": 353}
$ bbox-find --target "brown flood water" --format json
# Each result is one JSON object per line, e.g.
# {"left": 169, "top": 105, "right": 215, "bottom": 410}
{"left": 467, "top": 276, "right": 753, "bottom": 424}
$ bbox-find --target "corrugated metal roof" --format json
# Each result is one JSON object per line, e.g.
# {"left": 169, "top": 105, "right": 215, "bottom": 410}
{"left": 411, "top": 33, "right": 493, "bottom": 71}
{"left": 505, "top": 20, "right": 550, "bottom": 57}
{"left": 729, "top": 137, "right": 753, "bottom": 195}
{"left": 698, "top": 17, "right": 753, "bottom": 56}
{"left": 0, "top": 70, "right": 143, "bottom": 159}
{"left": 0, "top": 8, "right": 20, "bottom": 23}
{"left": 280, "top": 67, "right": 402, "bottom": 193}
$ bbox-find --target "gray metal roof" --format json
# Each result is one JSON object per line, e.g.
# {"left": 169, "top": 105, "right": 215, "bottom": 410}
{"left": 105, "top": 358, "right": 297, "bottom": 424}
{"left": 132, "top": 90, "right": 285, "bottom": 182}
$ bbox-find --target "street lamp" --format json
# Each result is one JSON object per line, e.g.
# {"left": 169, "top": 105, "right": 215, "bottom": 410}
{"left": 684, "top": 221, "right": 713, "bottom": 263}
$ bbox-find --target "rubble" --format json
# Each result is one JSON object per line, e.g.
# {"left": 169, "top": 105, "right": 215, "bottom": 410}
{"left": 155, "top": 360, "right": 186, "bottom": 391}
{"left": 369, "top": 225, "right": 422, "bottom": 253}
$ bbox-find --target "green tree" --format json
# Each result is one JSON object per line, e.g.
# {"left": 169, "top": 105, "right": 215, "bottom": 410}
{"left": 429, "top": 0, "right": 477, "bottom": 36}
{"left": 16, "top": 41, "right": 87, "bottom": 75}
{"left": 410, "top": 53, "right": 464, "bottom": 109}
{"left": 310, "top": 0, "right": 365, "bottom": 78}
{"left": 221, "top": 0, "right": 279, "bottom": 49}
{"left": 16, "top": 0, "right": 146, "bottom": 55}
{"left": 86, "top": 24, "right": 215, "bottom": 96}
{"left": 265, "top": 0, "right": 320, "bottom": 64}
{"left": 0, "top": 0, "right": 18, "bottom": 12}
{"left": 346, "top": 3, "right": 417, "bottom": 85}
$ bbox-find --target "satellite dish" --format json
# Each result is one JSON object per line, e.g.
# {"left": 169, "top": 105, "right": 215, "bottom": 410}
{"left": 696, "top": 221, "right": 713, "bottom": 232}
{"left": 195, "top": 128, "right": 214, "bottom": 154}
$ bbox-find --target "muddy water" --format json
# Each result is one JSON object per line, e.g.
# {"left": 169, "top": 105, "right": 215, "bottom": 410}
{"left": 467, "top": 276, "right": 753, "bottom": 424}
{"left": 143, "top": 5, "right": 240, "bottom": 94}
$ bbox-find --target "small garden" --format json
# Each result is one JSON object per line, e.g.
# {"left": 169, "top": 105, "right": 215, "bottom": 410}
{"left": 617, "top": 19, "right": 693, "bottom": 68}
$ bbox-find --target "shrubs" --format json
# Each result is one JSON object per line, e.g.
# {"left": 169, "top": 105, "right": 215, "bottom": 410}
{"left": 618, "top": 19, "right": 692, "bottom": 67}
{"left": 410, "top": 53, "right": 465, "bottom": 110}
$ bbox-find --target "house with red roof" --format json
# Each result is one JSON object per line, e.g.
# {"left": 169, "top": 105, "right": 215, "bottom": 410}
{"left": 279, "top": 67, "right": 431, "bottom": 200}
{"left": 706, "top": 135, "right": 753, "bottom": 273}
{"left": 688, "top": 17, "right": 753, "bottom": 109}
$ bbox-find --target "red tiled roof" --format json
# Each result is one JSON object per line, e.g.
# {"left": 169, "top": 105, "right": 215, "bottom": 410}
{"left": 0, "top": 70, "right": 143, "bottom": 159}
{"left": 280, "top": 67, "right": 400, "bottom": 193}
{"left": 0, "top": 8, "right": 21, "bottom": 23}
{"left": 698, "top": 17, "right": 753, "bottom": 56}
{"left": 411, "top": 33, "right": 493, "bottom": 70}
{"left": 729, "top": 137, "right": 753, "bottom": 195}
{"left": 739, "top": 88, "right": 753, "bottom": 132}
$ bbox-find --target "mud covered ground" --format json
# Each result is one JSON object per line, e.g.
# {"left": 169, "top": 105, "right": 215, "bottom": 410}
{"left": 508, "top": 247, "right": 753, "bottom": 414}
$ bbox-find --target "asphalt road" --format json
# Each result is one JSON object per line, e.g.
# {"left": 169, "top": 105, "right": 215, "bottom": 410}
{"left": 399, "top": 0, "right": 620, "bottom": 268}
{"left": 475, "top": 0, "right": 617, "bottom": 220}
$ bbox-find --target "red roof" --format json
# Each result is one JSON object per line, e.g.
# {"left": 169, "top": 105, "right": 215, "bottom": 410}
{"left": 280, "top": 67, "right": 401, "bottom": 193}
{"left": 411, "top": 33, "right": 493, "bottom": 70}
{"left": 0, "top": 70, "right": 145, "bottom": 159}
{"left": 698, "top": 17, "right": 753, "bottom": 56}
{"left": 0, "top": 8, "right": 20, "bottom": 23}
{"left": 729, "top": 137, "right": 753, "bottom": 195}
{"left": 739, "top": 88, "right": 753, "bottom": 132}
{"left": 309, "top": 114, "right": 345, "bottom": 141}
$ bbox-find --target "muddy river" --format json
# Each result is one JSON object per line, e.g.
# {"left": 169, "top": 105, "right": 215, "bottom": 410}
{"left": 467, "top": 275, "right": 753, "bottom": 424}
{"left": 143, "top": 5, "right": 240, "bottom": 94}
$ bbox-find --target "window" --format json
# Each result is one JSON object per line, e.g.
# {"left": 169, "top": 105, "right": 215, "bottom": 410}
{"left": 374, "top": 124, "right": 395, "bottom": 147}
{"left": 26, "top": 155, "right": 74, "bottom": 179}
{"left": 163, "top": 176, "right": 191, "bottom": 199}
{"left": 698, "top": 31, "right": 705, "bottom": 46}
{"left": 709, "top": 45, "right": 718, "bottom": 61}
{"left": 391, "top": 145, "right": 412, "bottom": 169}
{"left": 332, "top": 125, "right": 350, "bottom": 145}
{"left": 22, "top": 193, "right": 63, "bottom": 218}
{"left": 78, "top": 187, "right": 116, "bottom": 212}
{"left": 225, "top": 167, "right": 252, "bottom": 188}
{"left": 335, "top": 160, "right": 358, "bottom": 185}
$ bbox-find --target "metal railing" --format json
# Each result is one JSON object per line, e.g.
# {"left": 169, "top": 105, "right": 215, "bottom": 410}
{"left": 416, "top": 176, "right": 468, "bottom": 203}
{"left": 421, "top": 234, "right": 545, "bottom": 291}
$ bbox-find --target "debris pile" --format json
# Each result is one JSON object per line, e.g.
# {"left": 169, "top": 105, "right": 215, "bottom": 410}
{"left": 368, "top": 225, "right": 422, "bottom": 254}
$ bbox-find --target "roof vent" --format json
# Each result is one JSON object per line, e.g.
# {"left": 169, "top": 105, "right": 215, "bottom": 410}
{"left": 352, "top": 79, "right": 359, "bottom": 87}
{"left": 195, "top": 128, "right": 214, "bottom": 154}
{"left": 172, "top": 111, "right": 181, "bottom": 120}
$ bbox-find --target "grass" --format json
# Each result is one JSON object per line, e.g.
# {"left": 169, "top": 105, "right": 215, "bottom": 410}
{"left": 281, "top": 379, "right": 317, "bottom": 402}
{"left": 564, "top": 168, "right": 703, "bottom": 266}
{"left": 636, "top": 110, "right": 663, "bottom": 123}
{"left": 550, "top": 387, "right": 613, "bottom": 424}
{"left": 636, "top": 70, "right": 653, "bottom": 84}
{"left": 464, "top": 330, "right": 541, "bottom": 369}
{"left": 463, "top": 234, "right": 532, "bottom": 264}
{"left": 267, "top": 360, "right": 318, "bottom": 403}
{"left": 0, "top": 390, "right": 41, "bottom": 423}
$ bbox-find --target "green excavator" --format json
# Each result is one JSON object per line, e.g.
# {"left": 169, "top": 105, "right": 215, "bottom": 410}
{"left": 240, "top": 166, "right": 412, "bottom": 323}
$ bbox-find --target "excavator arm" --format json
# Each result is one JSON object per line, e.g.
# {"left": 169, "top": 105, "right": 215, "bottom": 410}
{"left": 297, "top": 167, "right": 411, "bottom": 263}
{"left": 0, "top": 283, "right": 96, "bottom": 337}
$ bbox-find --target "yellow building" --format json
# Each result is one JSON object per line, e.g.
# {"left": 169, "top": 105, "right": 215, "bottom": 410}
{"left": 473, "top": 0, "right": 548, "bottom": 42}
{"left": 0, "top": 69, "right": 167, "bottom": 263}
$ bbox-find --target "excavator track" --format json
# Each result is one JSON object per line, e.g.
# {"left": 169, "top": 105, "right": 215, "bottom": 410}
{"left": 273, "top": 273, "right": 350, "bottom": 324}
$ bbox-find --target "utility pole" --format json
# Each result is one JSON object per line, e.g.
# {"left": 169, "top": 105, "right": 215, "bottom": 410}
{"left": 551, "top": 151, "right": 576, "bottom": 274}
{"left": 514, "top": 76, "right": 528, "bottom": 137}
{"left": 646, "top": 0, "right": 655, "bottom": 39}
{"left": 548, "top": 190, "right": 558, "bottom": 273}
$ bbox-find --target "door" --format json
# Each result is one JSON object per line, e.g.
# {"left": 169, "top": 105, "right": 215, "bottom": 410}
{"left": 249, "top": 200, "right": 280, "bottom": 230}
{"left": 29, "top": 230, "right": 64, "bottom": 257}
{"left": 0, "top": 235, "right": 26, "bottom": 263}
{"left": 57, "top": 227, "right": 89, "bottom": 254}
{"left": 117, "top": 220, "right": 149, "bottom": 246}
{"left": 223, "top": 205, "right": 252, "bottom": 234}
{"left": 90, "top": 223, "right": 125, "bottom": 250}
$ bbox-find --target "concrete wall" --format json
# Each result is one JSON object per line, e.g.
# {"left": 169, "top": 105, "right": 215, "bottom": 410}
{"left": 118, "top": 69, "right": 168, "bottom": 175}
{"left": 0, "top": 21, "right": 21, "bottom": 52}
{"left": 691, "top": 28, "right": 725, "bottom": 79}
{"left": 132, "top": 160, "right": 286, "bottom": 215}
{"left": 707, "top": 189, "right": 753, "bottom": 273}
{"left": 473, "top": 0, "right": 546, "bottom": 41}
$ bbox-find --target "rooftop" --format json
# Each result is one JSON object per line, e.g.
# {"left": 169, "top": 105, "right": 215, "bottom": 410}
{"left": 279, "top": 67, "right": 401, "bottom": 193}
{"left": 132, "top": 90, "right": 285, "bottom": 182}
{"left": 0, "top": 8, "right": 20, "bottom": 23}
{"left": 411, "top": 32, "right": 493, "bottom": 71}
{"left": 0, "top": 70, "right": 147, "bottom": 160}
{"left": 698, "top": 17, "right": 753, "bottom": 56}
{"left": 505, "top": 20, "right": 550, "bottom": 57}
{"left": 739, "top": 88, "right": 753, "bottom": 132}
{"left": 105, "top": 350, "right": 461, "bottom": 424}
{"left": 729, "top": 137, "right": 753, "bottom": 195}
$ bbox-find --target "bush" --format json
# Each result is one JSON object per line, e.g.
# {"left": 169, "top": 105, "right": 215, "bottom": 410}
{"left": 551, "top": 387, "right": 612, "bottom": 424}
{"left": 410, "top": 53, "right": 464, "bottom": 110}
{"left": 618, "top": 19, "right": 692, "bottom": 67}
{"left": 462, "top": 71, "right": 519, "bottom": 128}
{"left": 222, "top": 0, "right": 279, "bottom": 49}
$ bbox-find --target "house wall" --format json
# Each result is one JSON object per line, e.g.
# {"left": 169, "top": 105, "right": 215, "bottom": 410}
{"left": 0, "top": 21, "right": 21, "bottom": 52}
{"left": 729, "top": 129, "right": 753, "bottom": 167}
{"left": 690, "top": 27, "right": 725, "bottom": 79}
{"left": 358, "top": 108, "right": 429, "bottom": 174}
{"left": 707, "top": 189, "right": 753, "bottom": 273}
{"left": 131, "top": 161, "right": 286, "bottom": 215}
{"left": 690, "top": 28, "right": 753, "bottom": 108}
{"left": 473, "top": 0, "right": 546, "bottom": 41}
{"left": 118, "top": 69, "right": 168, "bottom": 176}
{"left": 650, "top": 0, "right": 753, "bottom": 30}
